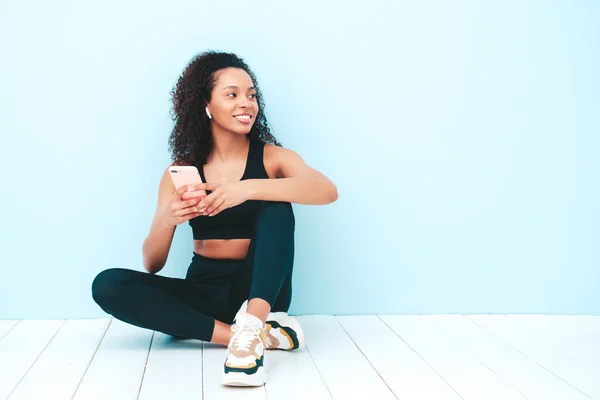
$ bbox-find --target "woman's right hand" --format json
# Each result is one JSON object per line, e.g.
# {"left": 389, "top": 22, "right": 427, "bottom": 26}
{"left": 158, "top": 184, "right": 206, "bottom": 228}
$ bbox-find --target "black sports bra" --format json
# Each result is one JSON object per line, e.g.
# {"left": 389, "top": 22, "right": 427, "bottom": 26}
{"left": 189, "top": 136, "right": 268, "bottom": 240}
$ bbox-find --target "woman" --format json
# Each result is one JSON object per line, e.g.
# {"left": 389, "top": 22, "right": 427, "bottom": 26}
{"left": 91, "top": 51, "right": 338, "bottom": 387}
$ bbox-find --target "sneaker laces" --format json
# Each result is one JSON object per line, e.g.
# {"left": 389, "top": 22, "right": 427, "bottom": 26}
{"left": 230, "top": 325, "right": 262, "bottom": 352}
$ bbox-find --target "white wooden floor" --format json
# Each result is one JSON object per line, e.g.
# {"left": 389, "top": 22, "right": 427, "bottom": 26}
{"left": 1, "top": 315, "right": 599, "bottom": 400}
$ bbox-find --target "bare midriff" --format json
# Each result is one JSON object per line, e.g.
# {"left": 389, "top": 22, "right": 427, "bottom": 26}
{"left": 193, "top": 239, "right": 251, "bottom": 260}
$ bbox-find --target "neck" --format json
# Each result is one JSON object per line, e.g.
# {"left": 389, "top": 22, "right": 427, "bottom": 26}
{"left": 208, "top": 127, "right": 250, "bottom": 163}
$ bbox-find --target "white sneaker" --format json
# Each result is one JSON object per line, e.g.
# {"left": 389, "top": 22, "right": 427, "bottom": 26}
{"left": 265, "top": 311, "right": 306, "bottom": 350}
{"left": 221, "top": 312, "right": 267, "bottom": 387}
{"left": 235, "top": 300, "right": 306, "bottom": 351}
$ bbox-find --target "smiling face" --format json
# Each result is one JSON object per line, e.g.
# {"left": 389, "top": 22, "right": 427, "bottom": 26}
{"left": 206, "top": 67, "right": 259, "bottom": 136}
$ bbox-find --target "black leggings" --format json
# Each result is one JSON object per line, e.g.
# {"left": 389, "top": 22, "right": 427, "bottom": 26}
{"left": 91, "top": 201, "right": 295, "bottom": 342}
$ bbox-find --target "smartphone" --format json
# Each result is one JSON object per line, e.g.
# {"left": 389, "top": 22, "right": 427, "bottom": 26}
{"left": 168, "top": 166, "right": 207, "bottom": 199}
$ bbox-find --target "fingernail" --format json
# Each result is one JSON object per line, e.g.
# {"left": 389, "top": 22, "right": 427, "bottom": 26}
{"left": 187, "top": 187, "right": 195, "bottom": 192}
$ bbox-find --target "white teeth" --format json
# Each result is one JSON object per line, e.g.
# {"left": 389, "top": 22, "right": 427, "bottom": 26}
{"left": 235, "top": 115, "right": 251, "bottom": 120}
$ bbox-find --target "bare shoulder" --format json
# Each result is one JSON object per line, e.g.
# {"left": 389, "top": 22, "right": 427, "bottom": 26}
{"left": 263, "top": 144, "right": 302, "bottom": 178}
{"left": 263, "top": 143, "right": 323, "bottom": 179}
{"left": 264, "top": 143, "right": 301, "bottom": 157}
{"left": 263, "top": 143, "right": 281, "bottom": 178}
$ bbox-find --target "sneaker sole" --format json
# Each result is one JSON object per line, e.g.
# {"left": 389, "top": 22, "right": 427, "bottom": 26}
{"left": 221, "top": 367, "right": 266, "bottom": 387}
{"left": 268, "top": 312, "right": 306, "bottom": 350}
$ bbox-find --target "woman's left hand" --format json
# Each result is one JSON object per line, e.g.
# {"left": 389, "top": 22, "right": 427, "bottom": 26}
{"left": 191, "top": 181, "right": 252, "bottom": 217}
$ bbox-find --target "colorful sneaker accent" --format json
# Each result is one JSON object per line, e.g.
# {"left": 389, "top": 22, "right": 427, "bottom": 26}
{"left": 265, "top": 312, "right": 305, "bottom": 350}
{"left": 221, "top": 312, "right": 267, "bottom": 387}
{"left": 234, "top": 300, "right": 306, "bottom": 351}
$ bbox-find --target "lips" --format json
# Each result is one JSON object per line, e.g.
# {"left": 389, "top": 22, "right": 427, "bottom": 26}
{"left": 233, "top": 114, "right": 253, "bottom": 124}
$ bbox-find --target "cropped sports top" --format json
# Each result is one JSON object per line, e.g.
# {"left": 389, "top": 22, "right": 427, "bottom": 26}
{"left": 189, "top": 136, "right": 268, "bottom": 240}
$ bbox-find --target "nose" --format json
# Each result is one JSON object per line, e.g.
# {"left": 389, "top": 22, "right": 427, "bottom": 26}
{"left": 239, "top": 97, "right": 252, "bottom": 108}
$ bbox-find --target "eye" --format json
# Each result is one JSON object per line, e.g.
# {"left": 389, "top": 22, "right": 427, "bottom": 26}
{"left": 249, "top": 93, "right": 257, "bottom": 99}
{"left": 227, "top": 93, "right": 237, "bottom": 98}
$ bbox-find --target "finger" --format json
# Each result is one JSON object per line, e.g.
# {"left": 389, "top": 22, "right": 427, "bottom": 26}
{"left": 204, "top": 197, "right": 226, "bottom": 216}
{"left": 201, "top": 195, "right": 222, "bottom": 215}
{"left": 187, "top": 212, "right": 204, "bottom": 221}
{"left": 179, "top": 198, "right": 202, "bottom": 208}
{"left": 174, "top": 185, "right": 193, "bottom": 197}
{"left": 171, "top": 198, "right": 201, "bottom": 213}
{"left": 174, "top": 197, "right": 203, "bottom": 211}
{"left": 174, "top": 184, "right": 205, "bottom": 199}
{"left": 181, "top": 197, "right": 202, "bottom": 208}
{"left": 196, "top": 192, "right": 218, "bottom": 210}
{"left": 195, "top": 182, "right": 217, "bottom": 192}
{"left": 175, "top": 204, "right": 202, "bottom": 217}
{"left": 207, "top": 201, "right": 228, "bottom": 217}
{"left": 180, "top": 190, "right": 207, "bottom": 202}
{"left": 175, "top": 211, "right": 203, "bottom": 225}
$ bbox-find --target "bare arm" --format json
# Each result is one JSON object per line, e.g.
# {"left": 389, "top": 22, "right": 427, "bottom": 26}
{"left": 191, "top": 145, "right": 338, "bottom": 217}
{"left": 142, "top": 167, "right": 177, "bottom": 274}
{"left": 248, "top": 145, "right": 338, "bottom": 204}
{"left": 142, "top": 166, "right": 204, "bottom": 274}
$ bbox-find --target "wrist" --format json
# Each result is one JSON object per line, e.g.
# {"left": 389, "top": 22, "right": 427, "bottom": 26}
{"left": 244, "top": 179, "right": 258, "bottom": 201}
{"left": 156, "top": 214, "right": 175, "bottom": 230}
{"left": 161, "top": 221, "right": 175, "bottom": 230}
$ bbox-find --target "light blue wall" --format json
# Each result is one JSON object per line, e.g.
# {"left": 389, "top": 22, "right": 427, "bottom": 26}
{"left": 1, "top": 1, "right": 598, "bottom": 319}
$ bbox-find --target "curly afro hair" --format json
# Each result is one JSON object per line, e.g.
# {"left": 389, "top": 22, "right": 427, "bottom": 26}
{"left": 168, "top": 51, "right": 281, "bottom": 168}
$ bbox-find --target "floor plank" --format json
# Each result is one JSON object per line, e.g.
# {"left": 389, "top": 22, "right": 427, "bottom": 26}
{"left": 138, "top": 333, "right": 203, "bottom": 400}
{"left": 202, "top": 342, "right": 267, "bottom": 400}
{"left": 0, "top": 320, "right": 18, "bottom": 341}
{"left": 0, "top": 320, "right": 64, "bottom": 399}
{"left": 543, "top": 315, "right": 600, "bottom": 369}
{"left": 337, "top": 315, "right": 461, "bottom": 400}
{"left": 9, "top": 319, "right": 110, "bottom": 400}
{"left": 423, "top": 314, "right": 592, "bottom": 400}
{"left": 467, "top": 314, "right": 600, "bottom": 399}
{"left": 2, "top": 315, "right": 599, "bottom": 400}
{"left": 265, "top": 346, "right": 332, "bottom": 400}
{"left": 545, "top": 315, "right": 600, "bottom": 334}
{"left": 72, "top": 319, "right": 154, "bottom": 400}
{"left": 298, "top": 315, "right": 396, "bottom": 400}
{"left": 380, "top": 315, "right": 526, "bottom": 400}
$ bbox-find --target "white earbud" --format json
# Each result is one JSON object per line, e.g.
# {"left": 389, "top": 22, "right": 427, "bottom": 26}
{"left": 205, "top": 107, "right": 212, "bottom": 119}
